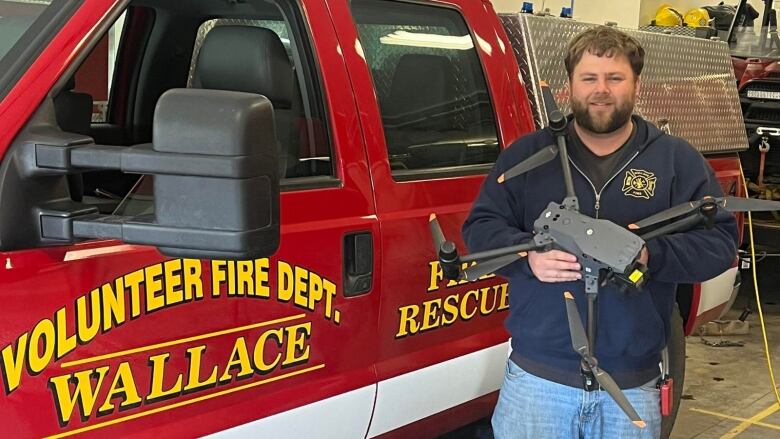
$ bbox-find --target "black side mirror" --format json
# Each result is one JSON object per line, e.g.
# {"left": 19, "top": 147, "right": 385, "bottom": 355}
{"left": 33, "top": 88, "right": 280, "bottom": 259}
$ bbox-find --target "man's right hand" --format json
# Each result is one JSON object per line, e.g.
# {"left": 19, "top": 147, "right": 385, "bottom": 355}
{"left": 528, "top": 250, "right": 582, "bottom": 282}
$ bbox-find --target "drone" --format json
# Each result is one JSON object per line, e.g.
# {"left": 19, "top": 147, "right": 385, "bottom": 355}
{"left": 429, "top": 82, "right": 780, "bottom": 428}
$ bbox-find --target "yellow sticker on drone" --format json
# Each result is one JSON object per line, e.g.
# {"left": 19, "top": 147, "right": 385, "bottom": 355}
{"left": 629, "top": 270, "right": 644, "bottom": 283}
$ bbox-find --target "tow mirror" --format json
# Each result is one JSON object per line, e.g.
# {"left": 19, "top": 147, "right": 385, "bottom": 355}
{"left": 33, "top": 88, "right": 280, "bottom": 259}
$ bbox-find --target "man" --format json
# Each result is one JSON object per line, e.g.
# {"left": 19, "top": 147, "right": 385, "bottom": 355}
{"left": 463, "top": 26, "right": 738, "bottom": 438}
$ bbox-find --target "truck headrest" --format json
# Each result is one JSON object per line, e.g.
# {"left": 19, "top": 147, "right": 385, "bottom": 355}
{"left": 63, "top": 76, "right": 77, "bottom": 91}
{"left": 192, "top": 26, "right": 293, "bottom": 109}
{"left": 385, "top": 53, "right": 457, "bottom": 117}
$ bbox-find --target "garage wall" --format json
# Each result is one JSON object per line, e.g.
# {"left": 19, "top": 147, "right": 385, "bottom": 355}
{"left": 490, "top": 1, "right": 642, "bottom": 29}
{"left": 490, "top": 0, "right": 573, "bottom": 16}
{"left": 574, "top": 1, "right": 642, "bottom": 27}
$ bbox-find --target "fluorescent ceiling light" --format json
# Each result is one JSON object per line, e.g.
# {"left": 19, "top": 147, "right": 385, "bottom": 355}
{"left": 379, "top": 31, "right": 473, "bottom": 50}
{"left": 1, "top": 0, "right": 52, "bottom": 4}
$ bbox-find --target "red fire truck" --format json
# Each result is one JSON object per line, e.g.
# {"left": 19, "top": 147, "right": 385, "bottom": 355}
{"left": 0, "top": 0, "right": 745, "bottom": 437}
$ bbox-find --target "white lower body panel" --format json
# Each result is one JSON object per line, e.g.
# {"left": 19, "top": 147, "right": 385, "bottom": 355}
{"left": 367, "top": 342, "right": 510, "bottom": 437}
{"left": 206, "top": 385, "right": 376, "bottom": 439}
{"left": 698, "top": 266, "right": 739, "bottom": 319}
{"left": 206, "top": 342, "right": 511, "bottom": 438}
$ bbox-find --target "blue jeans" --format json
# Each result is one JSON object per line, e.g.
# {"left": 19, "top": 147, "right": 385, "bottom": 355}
{"left": 492, "top": 359, "right": 661, "bottom": 439}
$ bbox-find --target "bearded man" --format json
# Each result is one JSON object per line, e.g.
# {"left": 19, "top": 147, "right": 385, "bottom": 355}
{"left": 463, "top": 26, "right": 738, "bottom": 438}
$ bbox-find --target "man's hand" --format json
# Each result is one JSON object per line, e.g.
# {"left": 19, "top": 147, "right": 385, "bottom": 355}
{"left": 637, "top": 246, "right": 649, "bottom": 267}
{"left": 528, "top": 250, "right": 582, "bottom": 282}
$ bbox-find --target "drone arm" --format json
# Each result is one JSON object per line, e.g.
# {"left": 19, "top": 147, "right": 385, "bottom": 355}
{"left": 638, "top": 212, "right": 706, "bottom": 241}
{"left": 641, "top": 209, "right": 738, "bottom": 284}
{"left": 461, "top": 240, "right": 546, "bottom": 263}
{"left": 630, "top": 147, "right": 739, "bottom": 283}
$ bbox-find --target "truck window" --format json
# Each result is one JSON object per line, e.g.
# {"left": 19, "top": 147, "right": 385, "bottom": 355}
{"left": 0, "top": 0, "right": 51, "bottom": 60}
{"left": 70, "top": 12, "right": 126, "bottom": 123}
{"left": 0, "top": 0, "right": 80, "bottom": 101}
{"left": 187, "top": 17, "right": 333, "bottom": 181}
{"left": 350, "top": 0, "right": 499, "bottom": 176}
{"left": 62, "top": 0, "right": 334, "bottom": 217}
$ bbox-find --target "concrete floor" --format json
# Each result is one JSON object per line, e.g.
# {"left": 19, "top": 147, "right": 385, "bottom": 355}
{"left": 671, "top": 284, "right": 780, "bottom": 439}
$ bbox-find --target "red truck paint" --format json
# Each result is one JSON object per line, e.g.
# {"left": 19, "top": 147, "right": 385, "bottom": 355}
{"left": 0, "top": 0, "right": 743, "bottom": 437}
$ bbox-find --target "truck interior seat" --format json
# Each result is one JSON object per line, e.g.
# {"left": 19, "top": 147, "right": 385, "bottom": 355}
{"left": 54, "top": 77, "right": 93, "bottom": 136}
{"left": 382, "top": 53, "right": 461, "bottom": 155}
{"left": 53, "top": 76, "right": 93, "bottom": 201}
{"left": 191, "top": 25, "right": 296, "bottom": 177}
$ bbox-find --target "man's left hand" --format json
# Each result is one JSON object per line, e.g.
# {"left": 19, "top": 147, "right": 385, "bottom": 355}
{"left": 637, "top": 246, "right": 649, "bottom": 267}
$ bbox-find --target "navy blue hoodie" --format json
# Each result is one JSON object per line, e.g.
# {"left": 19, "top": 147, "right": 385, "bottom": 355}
{"left": 463, "top": 116, "right": 739, "bottom": 388}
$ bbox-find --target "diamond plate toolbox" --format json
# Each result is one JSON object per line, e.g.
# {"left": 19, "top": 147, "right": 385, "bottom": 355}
{"left": 500, "top": 14, "right": 747, "bottom": 153}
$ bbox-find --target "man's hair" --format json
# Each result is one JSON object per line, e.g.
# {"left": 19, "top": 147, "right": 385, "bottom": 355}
{"left": 564, "top": 26, "right": 645, "bottom": 78}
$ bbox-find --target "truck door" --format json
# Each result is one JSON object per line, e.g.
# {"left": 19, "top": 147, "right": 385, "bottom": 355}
{"left": 0, "top": 0, "right": 379, "bottom": 437}
{"left": 330, "top": 0, "right": 534, "bottom": 435}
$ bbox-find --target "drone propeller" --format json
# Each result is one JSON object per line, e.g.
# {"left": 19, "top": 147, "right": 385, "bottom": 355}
{"left": 630, "top": 196, "right": 780, "bottom": 230}
{"left": 498, "top": 145, "right": 559, "bottom": 183}
{"left": 429, "top": 213, "right": 446, "bottom": 252}
{"left": 540, "top": 81, "right": 567, "bottom": 133}
{"left": 564, "top": 292, "right": 591, "bottom": 358}
{"left": 497, "top": 80, "right": 566, "bottom": 185}
{"left": 719, "top": 196, "right": 780, "bottom": 212}
{"left": 564, "top": 292, "right": 646, "bottom": 428}
{"left": 429, "top": 214, "right": 463, "bottom": 280}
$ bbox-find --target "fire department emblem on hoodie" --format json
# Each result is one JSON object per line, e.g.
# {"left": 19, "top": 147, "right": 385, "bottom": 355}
{"left": 622, "top": 169, "right": 656, "bottom": 199}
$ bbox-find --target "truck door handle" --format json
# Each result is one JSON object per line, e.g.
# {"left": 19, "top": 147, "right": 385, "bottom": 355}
{"left": 344, "top": 232, "right": 372, "bottom": 297}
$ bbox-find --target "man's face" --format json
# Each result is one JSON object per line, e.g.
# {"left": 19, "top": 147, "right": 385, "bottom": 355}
{"left": 569, "top": 52, "right": 639, "bottom": 134}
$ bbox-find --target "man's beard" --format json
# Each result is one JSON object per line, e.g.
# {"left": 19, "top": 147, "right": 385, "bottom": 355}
{"left": 571, "top": 97, "right": 634, "bottom": 134}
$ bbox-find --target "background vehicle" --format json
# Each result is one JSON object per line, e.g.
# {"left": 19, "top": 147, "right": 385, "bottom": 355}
{"left": 0, "top": 0, "right": 745, "bottom": 437}
{"left": 729, "top": 0, "right": 780, "bottom": 251}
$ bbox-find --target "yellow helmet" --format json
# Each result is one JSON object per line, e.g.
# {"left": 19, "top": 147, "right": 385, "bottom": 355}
{"left": 654, "top": 5, "right": 683, "bottom": 27}
{"left": 684, "top": 8, "right": 711, "bottom": 28}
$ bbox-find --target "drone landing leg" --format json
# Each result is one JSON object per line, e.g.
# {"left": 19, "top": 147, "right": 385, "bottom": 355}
{"left": 584, "top": 275, "right": 599, "bottom": 351}
{"left": 587, "top": 293, "right": 597, "bottom": 354}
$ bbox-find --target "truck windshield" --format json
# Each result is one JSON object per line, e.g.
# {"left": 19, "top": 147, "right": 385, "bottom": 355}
{"left": 729, "top": 1, "right": 780, "bottom": 60}
{"left": 0, "top": 0, "right": 54, "bottom": 61}
{"left": 0, "top": 0, "right": 69, "bottom": 99}
{"left": 731, "top": 25, "right": 780, "bottom": 59}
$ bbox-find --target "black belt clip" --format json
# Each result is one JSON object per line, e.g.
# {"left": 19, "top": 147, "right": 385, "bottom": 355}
{"left": 581, "top": 367, "right": 600, "bottom": 392}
